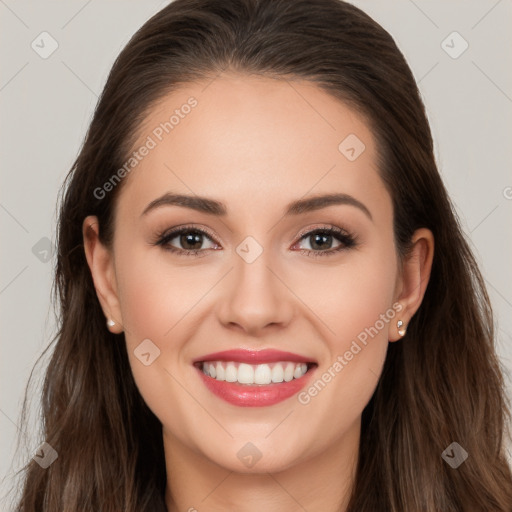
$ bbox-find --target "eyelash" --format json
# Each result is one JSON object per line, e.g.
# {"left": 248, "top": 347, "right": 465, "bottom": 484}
{"left": 153, "top": 224, "right": 358, "bottom": 258}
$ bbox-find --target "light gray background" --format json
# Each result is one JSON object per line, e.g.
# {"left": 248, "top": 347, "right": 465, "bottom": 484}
{"left": 1, "top": 0, "right": 511, "bottom": 506}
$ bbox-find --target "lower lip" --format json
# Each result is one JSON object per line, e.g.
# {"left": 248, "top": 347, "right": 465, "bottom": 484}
{"left": 194, "top": 364, "right": 317, "bottom": 407}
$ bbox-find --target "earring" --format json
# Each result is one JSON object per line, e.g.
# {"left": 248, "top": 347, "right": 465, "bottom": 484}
{"left": 106, "top": 319, "right": 116, "bottom": 328}
{"left": 397, "top": 320, "right": 406, "bottom": 337}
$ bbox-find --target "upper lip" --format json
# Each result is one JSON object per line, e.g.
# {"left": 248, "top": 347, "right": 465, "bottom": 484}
{"left": 193, "top": 349, "right": 317, "bottom": 365}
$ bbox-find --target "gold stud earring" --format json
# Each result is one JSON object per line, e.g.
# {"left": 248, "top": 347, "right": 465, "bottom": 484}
{"left": 397, "top": 320, "right": 406, "bottom": 337}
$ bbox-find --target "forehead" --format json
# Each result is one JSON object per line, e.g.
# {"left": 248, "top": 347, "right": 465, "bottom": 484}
{"left": 117, "top": 73, "right": 390, "bottom": 223}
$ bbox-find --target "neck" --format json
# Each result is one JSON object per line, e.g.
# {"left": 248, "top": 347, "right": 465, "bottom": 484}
{"left": 164, "top": 419, "right": 360, "bottom": 512}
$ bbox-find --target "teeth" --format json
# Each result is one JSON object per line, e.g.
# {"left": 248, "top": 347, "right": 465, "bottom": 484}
{"left": 238, "top": 363, "right": 255, "bottom": 384}
{"left": 215, "top": 362, "right": 225, "bottom": 381}
{"left": 284, "top": 362, "right": 295, "bottom": 382}
{"left": 225, "top": 363, "right": 237, "bottom": 382}
{"left": 254, "top": 363, "right": 272, "bottom": 384}
{"left": 271, "top": 364, "right": 284, "bottom": 383}
{"left": 201, "top": 361, "right": 309, "bottom": 385}
{"left": 294, "top": 364, "right": 305, "bottom": 379}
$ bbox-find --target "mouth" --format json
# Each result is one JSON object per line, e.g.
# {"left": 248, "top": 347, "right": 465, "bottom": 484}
{"left": 192, "top": 349, "right": 318, "bottom": 407}
{"left": 193, "top": 360, "right": 318, "bottom": 386}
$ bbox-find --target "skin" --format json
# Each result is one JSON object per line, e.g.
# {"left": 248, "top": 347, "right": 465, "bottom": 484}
{"left": 83, "top": 73, "right": 434, "bottom": 512}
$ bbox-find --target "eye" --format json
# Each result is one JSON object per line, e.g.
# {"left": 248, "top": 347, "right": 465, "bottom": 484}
{"left": 153, "top": 224, "right": 357, "bottom": 258}
{"left": 293, "top": 226, "right": 357, "bottom": 258}
{"left": 154, "top": 225, "right": 219, "bottom": 257}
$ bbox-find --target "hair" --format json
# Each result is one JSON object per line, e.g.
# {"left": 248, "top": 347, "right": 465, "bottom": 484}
{"left": 10, "top": 0, "right": 512, "bottom": 510}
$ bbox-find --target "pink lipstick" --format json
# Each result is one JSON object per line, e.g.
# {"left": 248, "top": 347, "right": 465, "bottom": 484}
{"left": 193, "top": 349, "right": 317, "bottom": 407}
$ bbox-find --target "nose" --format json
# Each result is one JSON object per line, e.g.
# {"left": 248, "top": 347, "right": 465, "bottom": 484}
{"left": 216, "top": 247, "right": 295, "bottom": 337}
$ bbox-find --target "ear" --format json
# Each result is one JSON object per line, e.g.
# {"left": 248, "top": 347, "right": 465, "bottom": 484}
{"left": 82, "top": 215, "right": 124, "bottom": 333}
{"left": 389, "top": 227, "right": 434, "bottom": 342}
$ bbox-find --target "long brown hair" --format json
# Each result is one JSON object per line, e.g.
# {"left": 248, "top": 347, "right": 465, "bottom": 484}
{"left": 11, "top": 0, "right": 512, "bottom": 510}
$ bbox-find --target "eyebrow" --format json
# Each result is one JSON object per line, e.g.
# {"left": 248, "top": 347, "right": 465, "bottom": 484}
{"left": 141, "top": 192, "right": 373, "bottom": 221}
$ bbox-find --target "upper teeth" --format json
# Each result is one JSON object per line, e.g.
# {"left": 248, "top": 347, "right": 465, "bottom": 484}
{"left": 201, "top": 361, "right": 309, "bottom": 385}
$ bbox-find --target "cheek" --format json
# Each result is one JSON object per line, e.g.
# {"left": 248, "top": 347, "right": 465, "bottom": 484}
{"left": 292, "top": 241, "right": 397, "bottom": 419}
{"left": 113, "top": 242, "right": 221, "bottom": 399}
{"left": 113, "top": 248, "right": 203, "bottom": 429}
{"left": 115, "top": 243, "right": 206, "bottom": 344}
{"left": 291, "top": 240, "right": 398, "bottom": 349}
{"left": 337, "top": 252, "right": 397, "bottom": 378}
{"left": 338, "top": 254, "right": 397, "bottom": 344}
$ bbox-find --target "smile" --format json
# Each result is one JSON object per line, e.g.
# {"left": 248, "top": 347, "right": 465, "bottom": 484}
{"left": 196, "top": 360, "right": 314, "bottom": 385}
{"left": 192, "top": 349, "right": 318, "bottom": 407}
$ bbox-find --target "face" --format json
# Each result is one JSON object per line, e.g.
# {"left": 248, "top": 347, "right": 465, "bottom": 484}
{"left": 86, "top": 72, "right": 415, "bottom": 474}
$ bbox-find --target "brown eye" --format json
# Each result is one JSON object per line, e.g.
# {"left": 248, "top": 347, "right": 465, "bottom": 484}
{"left": 155, "top": 225, "right": 357, "bottom": 258}
{"left": 176, "top": 231, "right": 204, "bottom": 251}
{"left": 294, "top": 227, "right": 357, "bottom": 258}
{"left": 156, "top": 226, "right": 218, "bottom": 256}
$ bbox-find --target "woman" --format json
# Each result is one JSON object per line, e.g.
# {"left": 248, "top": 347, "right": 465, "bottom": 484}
{"left": 13, "top": 0, "right": 512, "bottom": 510}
